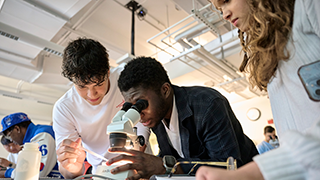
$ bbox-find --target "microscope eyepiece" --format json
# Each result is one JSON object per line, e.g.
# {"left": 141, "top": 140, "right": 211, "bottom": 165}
{"left": 121, "top": 102, "right": 133, "bottom": 111}
{"left": 131, "top": 99, "right": 148, "bottom": 113}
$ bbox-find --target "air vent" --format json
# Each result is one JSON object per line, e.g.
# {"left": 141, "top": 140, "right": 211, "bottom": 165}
{"left": 37, "top": 101, "right": 53, "bottom": 105}
{"left": 2, "top": 94, "right": 23, "bottom": 99}
{"left": 43, "top": 47, "right": 63, "bottom": 57}
{"left": 0, "top": 30, "right": 19, "bottom": 41}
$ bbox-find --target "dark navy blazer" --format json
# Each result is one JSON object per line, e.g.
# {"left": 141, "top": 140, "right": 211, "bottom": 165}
{"left": 152, "top": 85, "right": 258, "bottom": 174}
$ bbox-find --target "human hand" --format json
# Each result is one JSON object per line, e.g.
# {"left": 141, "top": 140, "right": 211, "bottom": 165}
{"left": 195, "top": 161, "right": 263, "bottom": 180}
{"left": 106, "top": 148, "right": 165, "bottom": 180}
{"left": 56, "top": 138, "right": 86, "bottom": 175}
{"left": 196, "top": 166, "right": 235, "bottom": 180}
{"left": 0, "top": 157, "right": 11, "bottom": 168}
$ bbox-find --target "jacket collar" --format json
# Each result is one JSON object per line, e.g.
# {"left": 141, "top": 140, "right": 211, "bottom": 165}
{"left": 23, "top": 122, "right": 36, "bottom": 144}
{"left": 172, "top": 85, "right": 193, "bottom": 122}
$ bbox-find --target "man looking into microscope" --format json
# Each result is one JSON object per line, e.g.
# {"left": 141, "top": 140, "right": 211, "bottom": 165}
{"left": 107, "top": 56, "right": 258, "bottom": 180}
{"left": 53, "top": 38, "right": 150, "bottom": 179}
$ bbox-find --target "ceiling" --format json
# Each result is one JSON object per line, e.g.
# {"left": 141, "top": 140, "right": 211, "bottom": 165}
{"left": 0, "top": 0, "right": 266, "bottom": 109}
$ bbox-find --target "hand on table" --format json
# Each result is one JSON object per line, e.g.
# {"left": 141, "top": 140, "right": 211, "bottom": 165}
{"left": 56, "top": 138, "right": 86, "bottom": 175}
{"left": 0, "top": 157, "right": 11, "bottom": 168}
{"left": 107, "top": 147, "right": 166, "bottom": 180}
{"left": 195, "top": 161, "right": 264, "bottom": 180}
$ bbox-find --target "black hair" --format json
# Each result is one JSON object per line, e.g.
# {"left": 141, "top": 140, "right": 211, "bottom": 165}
{"left": 17, "top": 121, "right": 32, "bottom": 129}
{"left": 4, "top": 121, "right": 32, "bottom": 136}
{"left": 264, "top": 126, "right": 275, "bottom": 134}
{"left": 1, "top": 136, "right": 12, "bottom": 145}
{"left": 62, "top": 37, "right": 110, "bottom": 85}
{"left": 118, "top": 56, "right": 171, "bottom": 93}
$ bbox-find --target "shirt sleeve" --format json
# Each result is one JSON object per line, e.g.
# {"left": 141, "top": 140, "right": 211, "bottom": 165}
{"left": 304, "top": 0, "right": 320, "bottom": 37}
{"left": 52, "top": 101, "right": 80, "bottom": 149}
{"left": 30, "top": 132, "right": 58, "bottom": 177}
{"left": 254, "top": 120, "right": 320, "bottom": 180}
{"left": 5, "top": 168, "right": 14, "bottom": 178}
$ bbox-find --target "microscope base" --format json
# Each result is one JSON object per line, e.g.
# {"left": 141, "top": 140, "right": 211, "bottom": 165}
{"left": 94, "top": 164, "right": 134, "bottom": 180}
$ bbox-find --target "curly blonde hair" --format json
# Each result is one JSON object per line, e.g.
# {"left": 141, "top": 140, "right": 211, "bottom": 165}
{"left": 238, "top": 0, "right": 295, "bottom": 90}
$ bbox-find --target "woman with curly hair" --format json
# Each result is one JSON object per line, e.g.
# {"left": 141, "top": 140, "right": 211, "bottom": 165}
{"left": 196, "top": 0, "right": 320, "bottom": 179}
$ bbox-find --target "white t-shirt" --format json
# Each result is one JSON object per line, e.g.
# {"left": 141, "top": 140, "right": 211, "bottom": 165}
{"left": 53, "top": 66, "right": 150, "bottom": 173}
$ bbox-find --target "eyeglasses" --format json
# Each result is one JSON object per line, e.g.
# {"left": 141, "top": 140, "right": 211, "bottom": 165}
{"left": 168, "top": 156, "right": 237, "bottom": 178}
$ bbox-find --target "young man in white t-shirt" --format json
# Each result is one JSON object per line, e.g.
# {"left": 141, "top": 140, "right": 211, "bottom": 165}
{"left": 53, "top": 38, "right": 150, "bottom": 179}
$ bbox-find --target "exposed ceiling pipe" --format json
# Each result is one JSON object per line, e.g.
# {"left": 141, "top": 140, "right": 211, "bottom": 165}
{"left": 147, "top": 3, "right": 211, "bottom": 45}
{"left": 173, "top": 14, "right": 221, "bottom": 44}
{"left": 193, "top": 50, "right": 237, "bottom": 78}
{"left": 197, "top": 46, "right": 240, "bottom": 78}
{"left": 171, "top": 55, "right": 224, "bottom": 83}
{"left": 16, "top": 80, "right": 24, "bottom": 93}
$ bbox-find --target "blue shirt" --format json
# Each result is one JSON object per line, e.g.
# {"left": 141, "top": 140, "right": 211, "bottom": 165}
{"left": 257, "top": 141, "right": 275, "bottom": 154}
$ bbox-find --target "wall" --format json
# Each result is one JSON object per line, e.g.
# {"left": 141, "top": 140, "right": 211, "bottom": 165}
{"left": 230, "top": 96, "right": 275, "bottom": 145}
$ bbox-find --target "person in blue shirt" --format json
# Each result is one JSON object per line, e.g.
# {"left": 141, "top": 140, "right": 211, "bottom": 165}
{"left": 256, "top": 126, "right": 279, "bottom": 154}
{"left": 0, "top": 112, "right": 63, "bottom": 178}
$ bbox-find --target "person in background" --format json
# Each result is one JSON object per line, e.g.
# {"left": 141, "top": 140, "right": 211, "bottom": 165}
{"left": 256, "top": 126, "right": 279, "bottom": 154}
{"left": 0, "top": 136, "right": 21, "bottom": 178}
{"left": 106, "top": 56, "right": 258, "bottom": 180}
{"left": 53, "top": 38, "right": 151, "bottom": 179}
{"left": 196, "top": 0, "right": 320, "bottom": 179}
{"left": 0, "top": 112, "right": 62, "bottom": 178}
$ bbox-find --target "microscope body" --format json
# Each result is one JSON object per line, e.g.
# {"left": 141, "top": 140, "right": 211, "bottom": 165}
{"left": 94, "top": 100, "right": 148, "bottom": 180}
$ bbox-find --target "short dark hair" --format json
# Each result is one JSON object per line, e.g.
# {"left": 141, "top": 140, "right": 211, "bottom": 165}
{"left": 264, "top": 126, "right": 275, "bottom": 134}
{"left": 118, "top": 56, "right": 171, "bottom": 93}
{"left": 62, "top": 38, "right": 110, "bottom": 85}
{"left": 4, "top": 121, "right": 32, "bottom": 135}
{"left": 1, "top": 136, "right": 12, "bottom": 145}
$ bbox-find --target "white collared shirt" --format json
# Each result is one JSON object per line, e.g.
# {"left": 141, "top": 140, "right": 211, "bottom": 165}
{"left": 162, "top": 96, "right": 184, "bottom": 158}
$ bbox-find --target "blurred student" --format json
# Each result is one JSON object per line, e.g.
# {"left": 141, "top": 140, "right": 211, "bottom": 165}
{"left": 196, "top": 0, "right": 320, "bottom": 179}
{"left": 0, "top": 112, "right": 62, "bottom": 178}
{"left": 0, "top": 136, "right": 21, "bottom": 178}
{"left": 256, "top": 126, "right": 279, "bottom": 154}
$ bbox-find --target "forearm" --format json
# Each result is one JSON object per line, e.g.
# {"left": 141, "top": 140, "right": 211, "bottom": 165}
{"left": 59, "top": 163, "right": 85, "bottom": 179}
{"left": 236, "top": 161, "right": 264, "bottom": 180}
{"left": 0, "top": 170, "right": 5, "bottom": 178}
{"left": 196, "top": 161, "right": 263, "bottom": 180}
{"left": 0, "top": 158, "right": 12, "bottom": 168}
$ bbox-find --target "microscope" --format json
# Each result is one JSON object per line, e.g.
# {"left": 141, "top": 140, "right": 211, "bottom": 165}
{"left": 95, "top": 99, "right": 148, "bottom": 180}
{"left": 269, "top": 135, "right": 279, "bottom": 148}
